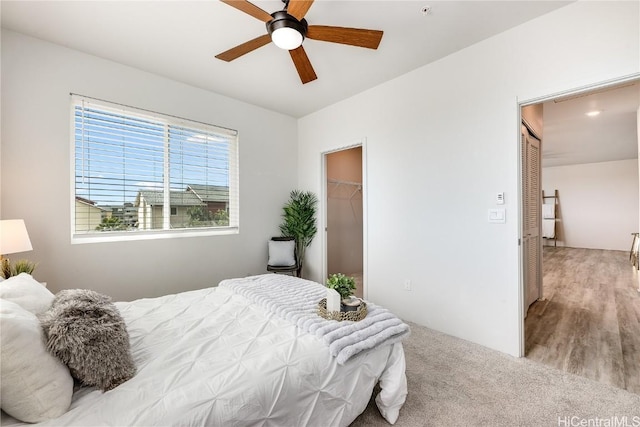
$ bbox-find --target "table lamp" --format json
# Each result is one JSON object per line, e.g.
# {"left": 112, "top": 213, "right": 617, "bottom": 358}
{"left": 0, "top": 219, "right": 34, "bottom": 278}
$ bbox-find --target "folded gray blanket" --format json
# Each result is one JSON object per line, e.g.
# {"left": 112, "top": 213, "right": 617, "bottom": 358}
{"left": 218, "top": 274, "right": 410, "bottom": 364}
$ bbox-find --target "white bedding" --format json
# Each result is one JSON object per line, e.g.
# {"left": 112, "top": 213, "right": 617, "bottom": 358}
{"left": 219, "top": 275, "right": 410, "bottom": 365}
{"left": 1, "top": 277, "right": 407, "bottom": 426}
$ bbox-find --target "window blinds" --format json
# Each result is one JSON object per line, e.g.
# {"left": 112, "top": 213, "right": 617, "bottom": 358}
{"left": 72, "top": 95, "right": 238, "bottom": 236}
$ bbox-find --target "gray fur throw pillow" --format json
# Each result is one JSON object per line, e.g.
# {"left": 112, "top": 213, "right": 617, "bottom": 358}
{"left": 38, "top": 289, "right": 136, "bottom": 391}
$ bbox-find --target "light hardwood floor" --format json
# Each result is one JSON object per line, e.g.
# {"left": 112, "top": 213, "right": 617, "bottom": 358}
{"left": 525, "top": 247, "right": 640, "bottom": 394}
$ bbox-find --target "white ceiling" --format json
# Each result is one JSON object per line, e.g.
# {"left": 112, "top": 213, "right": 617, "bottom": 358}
{"left": 0, "top": 0, "right": 572, "bottom": 118}
{"left": 542, "top": 82, "right": 640, "bottom": 167}
{"left": 3, "top": 0, "right": 636, "bottom": 167}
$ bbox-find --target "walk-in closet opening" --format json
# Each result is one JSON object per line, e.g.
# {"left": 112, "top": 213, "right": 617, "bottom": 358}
{"left": 325, "top": 146, "right": 364, "bottom": 298}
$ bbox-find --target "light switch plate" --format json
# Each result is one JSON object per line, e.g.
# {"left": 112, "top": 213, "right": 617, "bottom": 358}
{"left": 488, "top": 208, "right": 506, "bottom": 223}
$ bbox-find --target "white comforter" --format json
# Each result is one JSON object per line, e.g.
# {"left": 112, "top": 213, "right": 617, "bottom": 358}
{"left": 1, "top": 278, "right": 407, "bottom": 426}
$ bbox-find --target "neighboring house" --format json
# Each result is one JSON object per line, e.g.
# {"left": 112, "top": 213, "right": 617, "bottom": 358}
{"left": 135, "top": 190, "right": 205, "bottom": 230}
{"left": 74, "top": 197, "right": 110, "bottom": 233}
{"left": 186, "top": 184, "right": 229, "bottom": 215}
{"left": 103, "top": 203, "right": 138, "bottom": 228}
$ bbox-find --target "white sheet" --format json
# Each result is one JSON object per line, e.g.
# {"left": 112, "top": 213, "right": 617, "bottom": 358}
{"left": 1, "top": 281, "right": 407, "bottom": 426}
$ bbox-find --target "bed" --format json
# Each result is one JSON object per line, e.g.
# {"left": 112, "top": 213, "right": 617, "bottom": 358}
{"left": 1, "top": 274, "right": 408, "bottom": 426}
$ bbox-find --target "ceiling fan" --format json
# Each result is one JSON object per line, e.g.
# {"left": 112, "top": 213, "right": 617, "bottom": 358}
{"left": 215, "top": 0, "right": 384, "bottom": 84}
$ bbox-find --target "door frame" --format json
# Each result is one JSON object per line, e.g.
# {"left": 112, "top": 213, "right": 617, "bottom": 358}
{"left": 517, "top": 73, "right": 640, "bottom": 357}
{"left": 320, "top": 138, "right": 368, "bottom": 299}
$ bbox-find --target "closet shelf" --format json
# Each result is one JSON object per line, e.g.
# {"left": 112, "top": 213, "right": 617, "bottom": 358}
{"left": 328, "top": 179, "right": 362, "bottom": 200}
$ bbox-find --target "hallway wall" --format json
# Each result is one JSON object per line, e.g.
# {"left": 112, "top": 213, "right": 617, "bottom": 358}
{"left": 543, "top": 159, "right": 639, "bottom": 251}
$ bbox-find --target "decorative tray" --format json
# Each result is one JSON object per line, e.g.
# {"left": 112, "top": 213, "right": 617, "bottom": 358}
{"left": 317, "top": 298, "right": 368, "bottom": 322}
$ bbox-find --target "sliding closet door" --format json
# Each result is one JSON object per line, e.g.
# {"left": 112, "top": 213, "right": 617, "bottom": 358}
{"left": 522, "top": 129, "right": 542, "bottom": 313}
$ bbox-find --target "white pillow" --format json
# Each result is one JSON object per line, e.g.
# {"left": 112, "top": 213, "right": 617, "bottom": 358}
{"left": 0, "top": 299, "right": 73, "bottom": 423}
{"left": 268, "top": 240, "right": 296, "bottom": 267}
{"left": 0, "top": 273, "right": 54, "bottom": 314}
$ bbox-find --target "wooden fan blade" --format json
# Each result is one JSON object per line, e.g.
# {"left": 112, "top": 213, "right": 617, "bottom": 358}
{"left": 289, "top": 46, "right": 317, "bottom": 84}
{"left": 215, "top": 34, "right": 272, "bottom": 62}
{"left": 220, "top": 0, "right": 273, "bottom": 22}
{"left": 307, "top": 25, "right": 383, "bottom": 49}
{"left": 287, "top": 0, "right": 314, "bottom": 21}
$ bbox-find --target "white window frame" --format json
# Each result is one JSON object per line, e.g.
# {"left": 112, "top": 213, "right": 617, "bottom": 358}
{"left": 70, "top": 95, "right": 239, "bottom": 244}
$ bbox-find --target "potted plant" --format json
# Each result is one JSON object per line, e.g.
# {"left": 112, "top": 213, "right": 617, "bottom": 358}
{"left": 1, "top": 258, "right": 37, "bottom": 279}
{"left": 326, "top": 273, "right": 359, "bottom": 311}
{"left": 279, "top": 190, "right": 318, "bottom": 278}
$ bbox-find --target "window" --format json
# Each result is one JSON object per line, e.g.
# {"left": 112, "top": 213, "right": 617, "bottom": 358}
{"left": 72, "top": 95, "right": 239, "bottom": 243}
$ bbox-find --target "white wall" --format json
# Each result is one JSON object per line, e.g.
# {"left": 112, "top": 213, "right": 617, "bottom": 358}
{"left": 543, "top": 160, "right": 639, "bottom": 251}
{"left": 1, "top": 30, "right": 298, "bottom": 301}
{"left": 297, "top": 1, "right": 639, "bottom": 356}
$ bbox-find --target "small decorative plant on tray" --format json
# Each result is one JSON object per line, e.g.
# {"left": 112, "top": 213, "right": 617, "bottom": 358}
{"left": 326, "top": 273, "right": 356, "bottom": 301}
{"left": 318, "top": 273, "right": 367, "bottom": 322}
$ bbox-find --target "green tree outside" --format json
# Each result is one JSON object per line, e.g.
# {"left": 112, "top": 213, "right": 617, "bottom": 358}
{"left": 96, "top": 216, "right": 128, "bottom": 231}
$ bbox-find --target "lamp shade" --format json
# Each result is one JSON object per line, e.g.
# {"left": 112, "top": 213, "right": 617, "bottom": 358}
{"left": 0, "top": 219, "right": 33, "bottom": 255}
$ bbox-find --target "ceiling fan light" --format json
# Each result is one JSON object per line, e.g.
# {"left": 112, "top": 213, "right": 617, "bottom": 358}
{"left": 272, "top": 27, "right": 303, "bottom": 50}
{"left": 267, "top": 11, "right": 307, "bottom": 51}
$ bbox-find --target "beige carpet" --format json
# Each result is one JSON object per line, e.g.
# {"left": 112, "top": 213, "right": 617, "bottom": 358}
{"left": 351, "top": 322, "right": 640, "bottom": 426}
